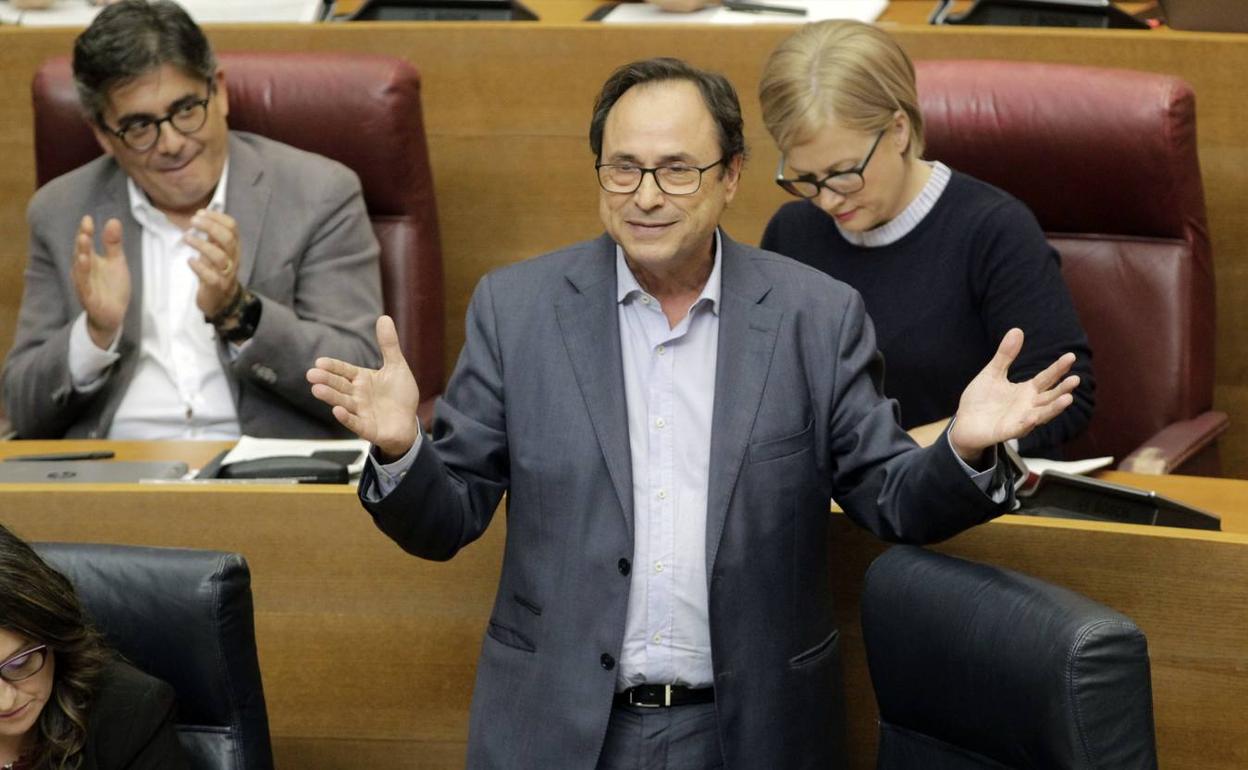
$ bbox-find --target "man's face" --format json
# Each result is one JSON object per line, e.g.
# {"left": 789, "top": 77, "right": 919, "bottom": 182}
{"left": 92, "top": 64, "right": 230, "bottom": 222}
{"left": 598, "top": 80, "right": 740, "bottom": 279}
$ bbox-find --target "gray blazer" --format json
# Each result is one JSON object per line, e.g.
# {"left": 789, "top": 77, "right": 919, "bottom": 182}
{"left": 3, "top": 131, "right": 382, "bottom": 439}
{"left": 363, "top": 233, "right": 1013, "bottom": 769}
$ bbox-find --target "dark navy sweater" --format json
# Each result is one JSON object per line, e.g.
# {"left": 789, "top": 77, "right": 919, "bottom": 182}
{"left": 761, "top": 170, "right": 1094, "bottom": 458}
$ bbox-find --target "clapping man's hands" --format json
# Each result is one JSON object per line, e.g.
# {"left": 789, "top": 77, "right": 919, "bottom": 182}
{"left": 71, "top": 215, "right": 131, "bottom": 349}
{"left": 184, "top": 209, "right": 242, "bottom": 318}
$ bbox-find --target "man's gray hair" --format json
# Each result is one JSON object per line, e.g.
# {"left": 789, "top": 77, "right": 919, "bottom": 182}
{"left": 72, "top": 0, "right": 217, "bottom": 125}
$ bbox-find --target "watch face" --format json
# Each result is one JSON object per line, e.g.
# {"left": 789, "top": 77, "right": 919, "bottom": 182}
{"left": 216, "top": 289, "right": 261, "bottom": 343}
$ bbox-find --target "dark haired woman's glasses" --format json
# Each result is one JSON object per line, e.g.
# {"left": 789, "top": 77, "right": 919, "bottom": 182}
{"left": 105, "top": 88, "right": 213, "bottom": 153}
{"left": 775, "top": 129, "right": 887, "bottom": 199}
{"left": 0, "top": 644, "right": 48, "bottom": 683}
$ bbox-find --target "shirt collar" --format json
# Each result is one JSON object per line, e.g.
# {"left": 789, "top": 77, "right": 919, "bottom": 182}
{"left": 837, "top": 161, "right": 951, "bottom": 248}
{"left": 127, "top": 157, "right": 230, "bottom": 230}
{"left": 615, "top": 229, "right": 723, "bottom": 316}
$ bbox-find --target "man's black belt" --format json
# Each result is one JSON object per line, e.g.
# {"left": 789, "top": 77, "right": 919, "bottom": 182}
{"left": 613, "top": 684, "right": 715, "bottom": 708}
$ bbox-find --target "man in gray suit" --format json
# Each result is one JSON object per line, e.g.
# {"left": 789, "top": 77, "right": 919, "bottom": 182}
{"left": 308, "top": 59, "right": 1079, "bottom": 768}
{"left": 2, "top": 0, "right": 381, "bottom": 440}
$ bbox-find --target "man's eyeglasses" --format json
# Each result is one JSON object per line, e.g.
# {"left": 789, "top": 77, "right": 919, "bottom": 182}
{"left": 596, "top": 158, "right": 725, "bottom": 196}
{"left": 0, "top": 644, "right": 48, "bottom": 684}
{"left": 104, "top": 86, "right": 213, "bottom": 153}
{"left": 775, "top": 129, "right": 887, "bottom": 199}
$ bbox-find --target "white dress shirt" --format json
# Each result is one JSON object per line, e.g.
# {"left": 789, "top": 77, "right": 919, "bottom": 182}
{"left": 613, "top": 238, "right": 722, "bottom": 690}
{"left": 68, "top": 162, "right": 241, "bottom": 439}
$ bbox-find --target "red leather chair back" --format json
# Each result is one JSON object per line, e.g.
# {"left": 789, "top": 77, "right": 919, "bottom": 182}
{"left": 32, "top": 53, "right": 445, "bottom": 412}
{"left": 916, "top": 60, "right": 1214, "bottom": 462}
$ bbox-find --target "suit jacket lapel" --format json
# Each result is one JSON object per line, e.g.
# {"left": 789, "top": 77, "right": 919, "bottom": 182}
{"left": 705, "top": 234, "right": 781, "bottom": 576}
{"left": 225, "top": 133, "right": 268, "bottom": 287}
{"left": 556, "top": 235, "right": 635, "bottom": 538}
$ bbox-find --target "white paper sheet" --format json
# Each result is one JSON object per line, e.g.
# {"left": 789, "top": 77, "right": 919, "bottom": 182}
{"left": 218, "top": 435, "right": 371, "bottom": 476}
{"left": 0, "top": 0, "right": 323, "bottom": 27}
{"left": 1021, "top": 456, "right": 1114, "bottom": 477}
{"left": 601, "top": 0, "right": 887, "bottom": 25}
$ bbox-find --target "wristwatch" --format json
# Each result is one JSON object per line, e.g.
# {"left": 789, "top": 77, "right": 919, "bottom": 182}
{"left": 208, "top": 287, "right": 262, "bottom": 343}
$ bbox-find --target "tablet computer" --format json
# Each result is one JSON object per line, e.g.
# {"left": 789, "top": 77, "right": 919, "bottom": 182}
{"left": 0, "top": 460, "right": 188, "bottom": 484}
{"left": 1015, "top": 471, "right": 1221, "bottom": 531}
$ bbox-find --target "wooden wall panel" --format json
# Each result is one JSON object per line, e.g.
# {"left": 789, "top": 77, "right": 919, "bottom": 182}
{"left": 1, "top": 21, "right": 1243, "bottom": 474}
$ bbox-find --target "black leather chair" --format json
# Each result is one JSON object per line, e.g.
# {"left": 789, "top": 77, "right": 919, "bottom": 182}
{"left": 861, "top": 546, "right": 1157, "bottom": 769}
{"left": 34, "top": 543, "right": 273, "bottom": 770}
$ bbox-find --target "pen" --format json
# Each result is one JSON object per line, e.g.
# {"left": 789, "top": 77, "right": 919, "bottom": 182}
{"left": 723, "top": 0, "right": 807, "bottom": 16}
{"left": 5, "top": 450, "right": 116, "bottom": 462}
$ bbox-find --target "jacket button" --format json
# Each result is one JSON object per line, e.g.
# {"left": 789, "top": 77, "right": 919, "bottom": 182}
{"left": 617, "top": 558, "right": 631, "bottom": 576}
{"left": 600, "top": 653, "right": 615, "bottom": 670}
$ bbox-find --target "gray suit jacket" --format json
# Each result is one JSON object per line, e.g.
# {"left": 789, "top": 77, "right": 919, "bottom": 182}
{"left": 3, "top": 131, "right": 382, "bottom": 439}
{"left": 363, "top": 233, "right": 1013, "bottom": 769}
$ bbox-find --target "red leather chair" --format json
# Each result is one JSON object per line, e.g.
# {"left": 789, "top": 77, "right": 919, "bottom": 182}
{"left": 916, "top": 60, "right": 1226, "bottom": 474}
{"left": 31, "top": 52, "right": 445, "bottom": 425}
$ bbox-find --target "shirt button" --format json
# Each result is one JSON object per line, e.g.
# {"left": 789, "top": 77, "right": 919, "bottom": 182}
{"left": 640, "top": 296, "right": 651, "bottom": 305}
{"left": 655, "top": 417, "right": 666, "bottom": 429}
{"left": 618, "top": 558, "right": 631, "bottom": 576}
{"left": 653, "top": 633, "right": 662, "bottom": 643}
{"left": 655, "top": 562, "right": 664, "bottom": 573}
{"left": 600, "top": 653, "right": 615, "bottom": 670}
{"left": 656, "top": 345, "right": 666, "bottom": 355}
{"left": 657, "top": 489, "right": 667, "bottom": 500}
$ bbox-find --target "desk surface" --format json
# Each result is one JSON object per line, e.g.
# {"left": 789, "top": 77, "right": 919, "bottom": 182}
{"left": 3, "top": 439, "right": 1241, "bottom": 528}
{"left": 418, "top": 0, "right": 1157, "bottom": 26}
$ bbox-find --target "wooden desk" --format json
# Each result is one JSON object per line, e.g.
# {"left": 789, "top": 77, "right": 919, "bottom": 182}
{"left": 0, "top": 441, "right": 1244, "bottom": 768}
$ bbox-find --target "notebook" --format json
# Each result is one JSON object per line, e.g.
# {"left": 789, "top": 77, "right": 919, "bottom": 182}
{"left": 0, "top": 460, "right": 187, "bottom": 483}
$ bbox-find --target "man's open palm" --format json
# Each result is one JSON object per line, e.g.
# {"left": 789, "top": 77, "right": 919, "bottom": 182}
{"left": 949, "top": 328, "right": 1079, "bottom": 463}
{"left": 307, "top": 315, "right": 421, "bottom": 461}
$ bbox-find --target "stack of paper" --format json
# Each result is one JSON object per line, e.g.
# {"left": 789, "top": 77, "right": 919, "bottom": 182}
{"left": 601, "top": 0, "right": 887, "bottom": 25}
{"left": 0, "top": 0, "right": 323, "bottom": 26}
{"left": 217, "top": 435, "right": 371, "bottom": 477}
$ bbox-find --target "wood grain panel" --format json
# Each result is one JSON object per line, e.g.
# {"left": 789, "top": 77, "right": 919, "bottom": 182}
{"left": 1, "top": 18, "right": 1244, "bottom": 475}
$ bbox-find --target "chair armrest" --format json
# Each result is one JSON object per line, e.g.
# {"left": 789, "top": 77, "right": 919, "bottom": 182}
{"left": 1119, "top": 411, "right": 1229, "bottom": 474}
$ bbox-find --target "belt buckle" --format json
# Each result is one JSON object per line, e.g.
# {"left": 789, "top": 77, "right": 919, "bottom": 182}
{"left": 629, "top": 684, "right": 671, "bottom": 708}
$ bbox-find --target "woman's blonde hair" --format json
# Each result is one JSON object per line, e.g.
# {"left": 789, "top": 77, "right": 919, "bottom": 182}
{"left": 759, "top": 20, "right": 924, "bottom": 158}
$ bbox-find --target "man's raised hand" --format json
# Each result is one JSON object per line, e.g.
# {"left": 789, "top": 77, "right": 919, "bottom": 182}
{"left": 307, "top": 315, "right": 421, "bottom": 461}
{"left": 948, "top": 328, "right": 1079, "bottom": 464}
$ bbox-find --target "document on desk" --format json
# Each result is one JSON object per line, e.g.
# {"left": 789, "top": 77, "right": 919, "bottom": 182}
{"left": 601, "top": 0, "right": 886, "bottom": 24}
{"left": 1022, "top": 456, "right": 1114, "bottom": 478}
{"left": 218, "top": 436, "right": 371, "bottom": 477}
{"left": 0, "top": 0, "right": 322, "bottom": 26}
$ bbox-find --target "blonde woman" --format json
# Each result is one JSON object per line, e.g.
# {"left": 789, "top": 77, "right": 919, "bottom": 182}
{"left": 759, "top": 21, "right": 1094, "bottom": 458}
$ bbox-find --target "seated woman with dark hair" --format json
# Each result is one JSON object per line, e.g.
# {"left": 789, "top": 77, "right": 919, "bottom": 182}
{"left": 0, "top": 524, "right": 188, "bottom": 770}
{"left": 758, "top": 20, "right": 1095, "bottom": 459}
